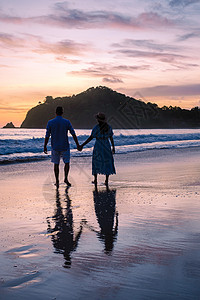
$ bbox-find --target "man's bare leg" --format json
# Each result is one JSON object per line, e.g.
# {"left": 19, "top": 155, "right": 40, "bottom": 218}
{"left": 92, "top": 174, "right": 97, "bottom": 185}
{"left": 105, "top": 175, "right": 109, "bottom": 186}
{"left": 54, "top": 164, "right": 59, "bottom": 187}
{"left": 64, "top": 163, "right": 71, "bottom": 186}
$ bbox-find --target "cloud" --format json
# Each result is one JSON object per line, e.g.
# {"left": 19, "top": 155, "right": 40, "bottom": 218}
{"left": 69, "top": 64, "right": 124, "bottom": 84}
{"left": 0, "top": 32, "right": 91, "bottom": 57}
{"left": 112, "top": 39, "right": 179, "bottom": 52}
{"left": 0, "top": 7, "right": 174, "bottom": 30}
{"left": 111, "top": 38, "right": 190, "bottom": 65}
{"left": 55, "top": 56, "right": 81, "bottom": 64}
{"left": 0, "top": 32, "right": 24, "bottom": 48}
{"left": 70, "top": 66, "right": 112, "bottom": 77}
{"left": 40, "top": 5, "right": 174, "bottom": 30}
{"left": 0, "top": 106, "right": 27, "bottom": 112}
{"left": 103, "top": 77, "right": 123, "bottom": 83}
{"left": 114, "top": 49, "right": 187, "bottom": 63}
{"left": 134, "top": 83, "right": 200, "bottom": 97}
{"left": 169, "top": 0, "right": 199, "bottom": 7}
{"left": 0, "top": 12, "right": 23, "bottom": 24}
{"left": 0, "top": 64, "right": 11, "bottom": 68}
{"left": 111, "top": 38, "right": 199, "bottom": 69}
{"left": 136, "top": 12, "right": 173, "bottom": 27}
{"left": 165, "top": 62, "right": 199, "bottom": 70}
{"left": 112, "top": 64, "right": 150, "bottom": 71}
{"left": 35, "top": 39, "right": 92, "bottom": 56}
{"left": 69, "top": 63, "right": 149, "bottom": 82}
{"left": 177, "top": 31, "right": 200, "bottom": 41}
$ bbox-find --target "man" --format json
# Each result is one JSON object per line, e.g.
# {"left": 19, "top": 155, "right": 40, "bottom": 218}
{"left": 44, "top": 106, "right": 80, "bottom": 187}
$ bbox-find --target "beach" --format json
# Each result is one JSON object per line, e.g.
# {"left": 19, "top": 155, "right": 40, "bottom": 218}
{"left": 1, "top": 147, "right": 200, "bottom": 299}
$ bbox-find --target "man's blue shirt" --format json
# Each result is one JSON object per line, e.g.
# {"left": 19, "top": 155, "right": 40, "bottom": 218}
{"left": 45, "top": 116, "right": 75, "bottom": 151}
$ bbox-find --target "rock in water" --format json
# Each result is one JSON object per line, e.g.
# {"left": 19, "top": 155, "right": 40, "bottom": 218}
{"left": 3, "top": 122, "right": 15, "bottom": 128}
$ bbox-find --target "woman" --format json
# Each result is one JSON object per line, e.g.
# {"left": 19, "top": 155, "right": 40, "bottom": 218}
{"left": 80, "top": 112, "right": 116, "bottom": 185}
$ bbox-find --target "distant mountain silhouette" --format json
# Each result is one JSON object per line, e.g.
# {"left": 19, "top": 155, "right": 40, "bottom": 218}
{"left": 20, "top": 86, "right": 200, "bottom": 129}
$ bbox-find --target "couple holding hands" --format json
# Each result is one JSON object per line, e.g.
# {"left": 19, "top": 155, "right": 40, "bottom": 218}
{"left": 44, "top": 106, "right": 116, "bottom": 188}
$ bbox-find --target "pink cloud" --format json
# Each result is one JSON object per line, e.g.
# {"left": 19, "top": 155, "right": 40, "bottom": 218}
{"left": 113, "top": 64, "right": 150, "bottom": 71}
{"left": 0, "top": 64, "right": 10, "bottom": 67}
{"left": 69, "top": 63, "right": 150, "bottom": 83}
{"left": 55, "top": 56, "right": 81, "bottom": 64}
{"left": 114, "top": 49, "right": 188, "bottom": 64}
{"left": 130, "top": 83, "right": 200, "bottom": 97}
{"left": 137, "top": 12, "right": 173, "bottom": 28}
{"left": 111, "top": 39, "right": 198, "bottom": 68}
{"left": 35, "top": 39, "right": 92, "bottom": 56}
{"left": 70, "top": 63, "right": 150, "bottom": 75}
{"left": 0, "top": 33, "right": 24, "bottom": 48}
{"left": 0, "top": 12, "right": 23, "bottom": 24}
{"left": 0, "top": 33, "right": 91, "bottom": 57}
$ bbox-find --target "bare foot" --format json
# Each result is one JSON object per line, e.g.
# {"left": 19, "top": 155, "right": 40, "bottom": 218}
{"left": 55, "top": 181, "right": 59, "bottom": 188}
{"left": 64, "top": 179, "right": 71, "bottom": 187}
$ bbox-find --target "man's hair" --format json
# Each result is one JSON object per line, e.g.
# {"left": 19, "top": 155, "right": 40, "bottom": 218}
{"left": 56, "top": 106, "right": 63, "bottom": 115}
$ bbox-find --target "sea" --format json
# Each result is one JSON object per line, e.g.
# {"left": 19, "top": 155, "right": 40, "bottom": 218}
{"left": 1, "top": 128, "right": 200, "bottom": 164}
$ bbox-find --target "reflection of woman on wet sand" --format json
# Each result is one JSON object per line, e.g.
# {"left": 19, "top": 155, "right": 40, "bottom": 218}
{"left": 83, "top": 186, "right": 118, "bottom": 254}
{"left": 47, "top": 188, "right": 83, "bottom": 268}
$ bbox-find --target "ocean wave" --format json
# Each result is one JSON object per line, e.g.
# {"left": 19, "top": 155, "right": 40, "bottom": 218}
{"left": 1, "top": 139, "right": 200, "bottom": 164}
{"left": 1, "top": 132, "right": 200, "bottom": 156}
{"left": 1, "top": 128, "right": 200, "bottom": 164}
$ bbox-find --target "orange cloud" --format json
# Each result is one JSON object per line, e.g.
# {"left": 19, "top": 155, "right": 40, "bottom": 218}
{"left": 0, "top": 33, "right": 25, "bottom": 48}
{"left": 35, "top": 39, "right": 92, "bottom": 56}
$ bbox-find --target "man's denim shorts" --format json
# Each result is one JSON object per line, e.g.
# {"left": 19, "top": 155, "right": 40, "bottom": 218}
{"left": 51, "top": 149, "right": 70, "bottom": 164}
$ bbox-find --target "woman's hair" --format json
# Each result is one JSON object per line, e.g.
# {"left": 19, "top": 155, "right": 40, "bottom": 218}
{"left": 98, "top": 121, "right": 109, "bottom": 134}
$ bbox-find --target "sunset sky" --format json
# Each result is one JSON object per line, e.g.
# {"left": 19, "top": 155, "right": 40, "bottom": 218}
{"left": 0, "top": 0, "right": 200, "bottom": 127}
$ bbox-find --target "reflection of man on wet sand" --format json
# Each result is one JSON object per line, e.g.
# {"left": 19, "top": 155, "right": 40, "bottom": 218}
{"left": 47, "top": 188, "right": 83, "bottom": 268}
{"left": 82, "top": 186, "right": 118, "bottom": 254}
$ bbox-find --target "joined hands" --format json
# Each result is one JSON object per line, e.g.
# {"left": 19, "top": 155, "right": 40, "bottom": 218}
{"left": 44, "top": 145, "right": 48, "bottom": 154}
{"left": 77, "top": 144, "right": 83, "bottom": 151}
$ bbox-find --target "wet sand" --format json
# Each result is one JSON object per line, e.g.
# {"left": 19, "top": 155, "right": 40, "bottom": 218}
{"left": 1, "top": 147, "right": 200, "bottom": 299}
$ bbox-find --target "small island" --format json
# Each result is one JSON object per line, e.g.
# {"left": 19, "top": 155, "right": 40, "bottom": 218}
{"left": 3, "top": 122, "right": 15, "bottom": 128}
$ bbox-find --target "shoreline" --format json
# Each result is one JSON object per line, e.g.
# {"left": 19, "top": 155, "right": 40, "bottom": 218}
{"left": 1, "top": 145, "right": 200, "bottom": 166}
